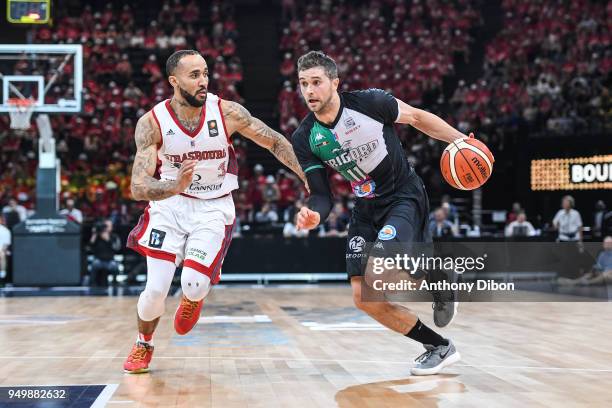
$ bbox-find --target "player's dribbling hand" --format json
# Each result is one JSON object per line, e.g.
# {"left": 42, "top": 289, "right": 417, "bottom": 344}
{"left": 175, "top": 159, "right": 197, "bottom": 193}
{"left": 296, "top": 206, "right": 320, "bottom": 230}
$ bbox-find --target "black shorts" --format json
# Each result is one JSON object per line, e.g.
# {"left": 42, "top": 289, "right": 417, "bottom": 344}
{"left": 345, "top": 172, "right": 432, "bottom": 280}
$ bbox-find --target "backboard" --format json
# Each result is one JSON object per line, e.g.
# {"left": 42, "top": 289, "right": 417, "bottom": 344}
{"left": 0, "top": 44, "right": 83, "bottom": 114}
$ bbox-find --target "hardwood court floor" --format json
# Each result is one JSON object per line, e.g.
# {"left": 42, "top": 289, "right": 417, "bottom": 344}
{"left": 1, "top": 286, "right": 611, "bottom": 407}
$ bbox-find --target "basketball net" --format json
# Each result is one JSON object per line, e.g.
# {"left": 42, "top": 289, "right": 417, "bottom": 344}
{"left": 8, "top": 98, "right": 35, "bottom": 130}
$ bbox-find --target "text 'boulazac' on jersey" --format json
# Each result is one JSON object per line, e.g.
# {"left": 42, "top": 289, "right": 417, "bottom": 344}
{"left": 291, "top": 88, "right": 415, "bottom": 200}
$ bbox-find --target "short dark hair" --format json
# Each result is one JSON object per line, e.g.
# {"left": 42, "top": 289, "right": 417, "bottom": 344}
{"left": 297, "top": 50, "right": 338, "bottom": 79}
{"left": 166, "top": 50, "right": 202, "bottom": 76}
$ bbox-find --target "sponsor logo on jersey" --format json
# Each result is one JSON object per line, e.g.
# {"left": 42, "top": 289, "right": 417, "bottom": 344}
{"left": 208, "top": 120, "right": 219, "bottom": 137}
{"left": 345, "top": 124, "right": 362, "bottom": 135}
{"left": 164, "top": 150, "right": 227, "bottom": 163}
{"left": 149, "top": 229, "right": 166, "bottom": 248}
{"left": 378, "top": 225, "right": 397, "bottom": 241}
{"left": 348, "top": 236, "right": 366, "bottom": 253}
{"left": 189, "top": 182, "right": 224, "bottom": 192}
{"left": 186, "top": 247, "right": 207, "bottom": 261}
{"left": 325, "top": 140, "right": 379, "bottom": 168}
{"left": 189, "top": 174, "right": 223, "bottom": 192}
{"left": 344, "top": 116, "right": 356, "bottom": 128}
{"left": 166, "top": 129, "right": 175, "bottom": 136}
{"left": 353, "top": 179, "right": 376, "bottom": 198}
{"left": 313, "top": 133, "right": 331, "bottom": 148}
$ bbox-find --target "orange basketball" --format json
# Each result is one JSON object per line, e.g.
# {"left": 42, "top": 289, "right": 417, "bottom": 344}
{"left": 440, "top": 138, "right": 494, "bottom": 190}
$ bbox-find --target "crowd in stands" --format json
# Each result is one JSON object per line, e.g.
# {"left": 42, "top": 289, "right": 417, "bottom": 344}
{"left": 277, "top": 0, "right": 482, "bottom": 127}
{"left": 0, "top": 0, "right": 243, "bottom": 226}
{"left": 451, "top": 0, "right": 611, "bottom": 139}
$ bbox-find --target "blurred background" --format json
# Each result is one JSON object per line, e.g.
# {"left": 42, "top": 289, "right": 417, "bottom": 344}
{"left": 0, "top": 0, "right": 610, "bottom": 289}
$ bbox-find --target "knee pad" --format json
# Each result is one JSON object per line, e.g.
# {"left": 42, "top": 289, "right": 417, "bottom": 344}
{"left": 181, "top": 267, "right": 211, "bottom": 301}
{"left": 137, "top": 289, "right": 166, "bottom": 321}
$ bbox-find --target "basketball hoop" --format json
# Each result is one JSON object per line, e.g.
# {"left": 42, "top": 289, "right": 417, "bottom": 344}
{"left": 8, "top": 98, "right": 35, "bottom": 130}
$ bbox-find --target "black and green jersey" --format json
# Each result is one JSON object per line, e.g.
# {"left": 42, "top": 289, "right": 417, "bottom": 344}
{"left": 292, "top": 88, "right": 414, "bottom": 200}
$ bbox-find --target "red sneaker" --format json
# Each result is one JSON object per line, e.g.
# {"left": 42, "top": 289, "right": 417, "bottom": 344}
{"left": 123, "top": 341, "right": 154, "bottom": 374}
{"left": 174, "top": 296, "right": 203, "bottom": 335}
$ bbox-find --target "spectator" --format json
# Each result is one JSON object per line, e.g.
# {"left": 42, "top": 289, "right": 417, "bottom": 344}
{"left": 506, "top": 202, "right": 522, "bottom": 224}
{"left": 142, "top": 54, "right": 163, "bottom": 83}
{"left": 59, "top": 198, "right": 83, "bottom": 224}
{"left": 2, "top": 198, "right": 27, "bottom": 230}
{"left": 441, "top": 195, "right": 458, "bottom": 223}
{"left": 552, "top": 195, "right": 583, "bottom": 242}
{"left": 558, "top": 236, "right": 612, "bottom": 286}
{"left": 283, "top": 202, "right": 309, "bottom": 238}
{"left": 234, "top": 184, "right": 254, "bottom": 223}
{"left": 115, "top": 54, "right": 133, "bottom": 81}
{"left": 255, "top": 203, "right": 279, "bottom": 224}
{"left": 89, "top": 219, "right": 122, "bottom": 286}
{"left": 593, "top": 200, "right": 607, "bottom": 238}
{"left": 331, "top": 202, "right": 350, "bottom": 229}
{"left": 261, "top": 175, "right": 280, "bottom": 203}
{"left": 277, "top": 169, "right": 300, "bottom": 211}
{"left": 429, "top": 207, "right": 457, "bottom": 238}
{"left": 320, "top": 210, "right": 349, "bottom": 237}
{"left": 283, "top": 199, "right": 303, "bottom": 224}
{"left": 253, "top": 164, "right": 266, "bottom": 185}
{"left": 123, "top": 82, "right": 144, "bottom": 101}
{"left": 505, "top": 212, "right": 536, "bottom": 237}
{"left": 0, "top": 216, "right": 10, "bottom": 280}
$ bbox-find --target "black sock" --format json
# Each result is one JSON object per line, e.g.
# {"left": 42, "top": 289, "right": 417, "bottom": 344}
{"left": 405, "top": 319, "right": 448, "bottom": 347}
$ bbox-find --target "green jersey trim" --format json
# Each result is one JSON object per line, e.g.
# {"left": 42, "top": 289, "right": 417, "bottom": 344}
{"left": 304, "top": 164, "right": 325, "bottom": 173}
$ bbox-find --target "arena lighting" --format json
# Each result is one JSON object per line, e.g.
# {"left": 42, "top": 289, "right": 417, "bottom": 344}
{"left": 531, "top": 155, "right": 612, "bottom": 190}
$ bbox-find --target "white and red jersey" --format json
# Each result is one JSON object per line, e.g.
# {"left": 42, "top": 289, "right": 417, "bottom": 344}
{"left": 150, "top": 92, "right": 239, "bottom": 200}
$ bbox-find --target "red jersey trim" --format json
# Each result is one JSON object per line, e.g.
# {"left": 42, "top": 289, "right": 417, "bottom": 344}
{"left": 151, "top": 109, "right": 163, "bottom": 149}
{"left": 183, "top": 221, "right": 235, "bottom": 284}
{"left": 217, "top": 98, "right": 231, "bottom": 144}
{"left": 164, "top": 99, "right": 206, "bottom": 138}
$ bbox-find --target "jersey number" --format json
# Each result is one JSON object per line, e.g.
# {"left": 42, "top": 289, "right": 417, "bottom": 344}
{"left": 218, "top": 162, "right": 226, "bottom": 178}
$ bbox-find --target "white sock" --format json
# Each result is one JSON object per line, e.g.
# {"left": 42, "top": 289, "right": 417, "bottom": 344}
{"left": 137, "top": 333, "right": 154, "bottom": 346}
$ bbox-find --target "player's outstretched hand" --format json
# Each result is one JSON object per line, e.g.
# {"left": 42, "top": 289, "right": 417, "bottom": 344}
{"left": 296, "top": 206, "right": 321, "bottom": 230}
{"left": 175, "top": 160, "right": 197, "bottom": 193}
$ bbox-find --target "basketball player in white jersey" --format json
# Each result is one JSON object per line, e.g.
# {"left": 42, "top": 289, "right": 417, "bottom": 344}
{"left": 123, "top": 50, "right": 307, "bottom": 373}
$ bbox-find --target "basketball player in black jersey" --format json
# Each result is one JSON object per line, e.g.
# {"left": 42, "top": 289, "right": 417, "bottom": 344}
{"left": 292, "top": 51, "right": 475, "bottom": 375}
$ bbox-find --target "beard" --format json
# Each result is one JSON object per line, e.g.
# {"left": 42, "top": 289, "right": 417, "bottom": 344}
{"left": 179, "top": 86, "right": 207, "bottom": 107}
{"left": 310, "top": 91, "right": 334, "bottom": 114}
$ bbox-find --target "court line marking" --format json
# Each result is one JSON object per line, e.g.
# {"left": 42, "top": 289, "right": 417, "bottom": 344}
{"left": 0, "top": 356, "right": 610, "bottom": 373}
{"left": 91, "top": 384, "right": 118, "bottom": 408}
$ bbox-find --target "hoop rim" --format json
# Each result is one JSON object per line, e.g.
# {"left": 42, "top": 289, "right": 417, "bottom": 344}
{"left": 7, "top": 98, "right": 35, "bottom": 130}
{"left": 7, "top": 98, "right": 35, "bottom": 107}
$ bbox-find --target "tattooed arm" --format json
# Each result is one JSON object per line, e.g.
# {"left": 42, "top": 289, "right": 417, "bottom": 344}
{"left": 130, "top": 113, "right": 196, "bottom": 201}
{"left": 220, "top": 99, "right": 307, "bottom": 187}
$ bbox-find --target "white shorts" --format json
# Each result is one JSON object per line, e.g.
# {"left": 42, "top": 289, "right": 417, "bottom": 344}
{"left": 127, "top": 193, "right": 235, "bottom": 284}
